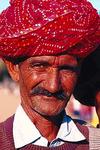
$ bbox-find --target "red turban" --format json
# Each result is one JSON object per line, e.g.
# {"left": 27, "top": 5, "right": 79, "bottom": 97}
{"left": 0, "top": 0, "right": 100, "bottom": 59}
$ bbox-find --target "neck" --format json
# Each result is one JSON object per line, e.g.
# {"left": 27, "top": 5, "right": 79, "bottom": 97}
{"left": 22, "top": 104, "right": 65, "bottom": 142}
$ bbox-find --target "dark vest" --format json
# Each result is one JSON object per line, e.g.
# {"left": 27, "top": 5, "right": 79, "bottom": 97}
{"left": 0, "top": 116, "right": 89, "bottom": 150}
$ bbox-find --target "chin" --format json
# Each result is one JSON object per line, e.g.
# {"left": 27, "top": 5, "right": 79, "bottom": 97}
{"left": 31, "top": 103, "right": 66, "bottom": 117}
{"left": 30, "top": 95, "right": 68, "bottom": 116}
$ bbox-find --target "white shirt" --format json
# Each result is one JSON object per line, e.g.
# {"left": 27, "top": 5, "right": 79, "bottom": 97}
{"left": 13, "top": 105, "right": 86, "bottom": 149}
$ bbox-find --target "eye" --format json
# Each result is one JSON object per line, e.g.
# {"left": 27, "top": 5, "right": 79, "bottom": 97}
{"left": 30, "top": 62, "right": 49, "bottom": 69}
{"left": 59, "top": 65, "right": 79, "bottom": 73}
{"left": 31, "top": 63, "right": 43, "bottom": 68}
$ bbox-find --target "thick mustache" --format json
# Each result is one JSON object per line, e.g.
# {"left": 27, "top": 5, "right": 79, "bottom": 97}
{"left": 30, "top": 87, "right": 68, "bottom": 100}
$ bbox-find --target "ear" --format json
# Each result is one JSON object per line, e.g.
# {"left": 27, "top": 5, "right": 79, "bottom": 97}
{"left": 4, "top": 59, "right": 19, "bottom": 82}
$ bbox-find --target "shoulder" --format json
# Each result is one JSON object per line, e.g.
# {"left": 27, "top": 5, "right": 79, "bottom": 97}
{"left": 88, "top": 126, "right": 100, "bottom": 149}
{"left": 74, "top": 119, "right": 100, "bottom": 149}
{"left": 0, "top": 115, "right": 14, "bottom": 131}
{"left": 0, "top": 115, "right": 14, "bottom": 148}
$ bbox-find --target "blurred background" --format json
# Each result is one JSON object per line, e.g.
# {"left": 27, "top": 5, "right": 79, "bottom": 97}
{"left": 0, "top": 60, "right": 20, "bottom": 122}
{"left": 0, "top": 0, "right": 100, "bottom": 126}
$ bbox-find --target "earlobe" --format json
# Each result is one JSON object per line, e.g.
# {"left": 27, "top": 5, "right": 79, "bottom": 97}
{"left": 3, "top": 59, "right": 19, "bottom": 82}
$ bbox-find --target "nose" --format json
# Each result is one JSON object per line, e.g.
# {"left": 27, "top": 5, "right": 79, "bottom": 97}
{"left": 44, "top": 67, "right": 62, "bottom": 93}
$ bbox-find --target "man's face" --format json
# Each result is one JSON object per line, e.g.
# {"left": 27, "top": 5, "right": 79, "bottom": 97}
{"left": 14, "top": 54, "right": 79, "bottom": 117}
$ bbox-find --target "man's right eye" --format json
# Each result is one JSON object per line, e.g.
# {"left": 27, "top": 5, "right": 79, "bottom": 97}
{"left": 30, "top": 62, "right": 49, "bottom": 69}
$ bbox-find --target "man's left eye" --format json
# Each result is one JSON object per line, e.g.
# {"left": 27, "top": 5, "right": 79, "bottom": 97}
{"left": 59, "top": 66, "right": 79, "bottom": 73}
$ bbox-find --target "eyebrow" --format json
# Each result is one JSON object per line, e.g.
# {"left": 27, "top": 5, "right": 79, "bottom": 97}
{"left": 29, "top": 60, "right": 50, "bottom": 65}
{"left": 29, "top": 59, "right": 79, "bottom": 69}
{"left": 59, "top": 65, "right": 80, "bottom": 72}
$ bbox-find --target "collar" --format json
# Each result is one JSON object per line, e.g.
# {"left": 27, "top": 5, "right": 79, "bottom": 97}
{"left": 13, "top": 105, "right": 86, "bottom": 148}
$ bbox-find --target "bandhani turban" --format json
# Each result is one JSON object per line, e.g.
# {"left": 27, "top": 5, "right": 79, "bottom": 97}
{"left": 0, "top": 0, "right": 100, "bottom": 60}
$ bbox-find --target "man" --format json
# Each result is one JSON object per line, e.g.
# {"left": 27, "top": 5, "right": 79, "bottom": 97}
{"left": 74, "top": 46, "right": 100, "bottom": 123}
{"left": 0, "top": 0, "right": 100, "bottom": 149}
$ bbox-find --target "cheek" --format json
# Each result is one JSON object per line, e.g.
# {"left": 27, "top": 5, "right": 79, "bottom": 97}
{"left": 19, "top": 68, "right": 46, "bottom": 90}
{"left": 61, "top": 72, "right": 78, "bottom": 93}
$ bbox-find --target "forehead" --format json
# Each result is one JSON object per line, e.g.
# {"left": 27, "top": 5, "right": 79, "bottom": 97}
{"left": 23, "top": 54, "right": 78, "bottom": 66}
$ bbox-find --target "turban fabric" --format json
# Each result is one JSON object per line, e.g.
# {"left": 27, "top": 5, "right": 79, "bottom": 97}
{"left": 0, "top": 0, "right": 100, "bottom": 60}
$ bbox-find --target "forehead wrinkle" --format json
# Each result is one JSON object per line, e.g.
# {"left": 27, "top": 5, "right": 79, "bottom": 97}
{"left": 52, "top": 56, "right": 59, "bottom": 67}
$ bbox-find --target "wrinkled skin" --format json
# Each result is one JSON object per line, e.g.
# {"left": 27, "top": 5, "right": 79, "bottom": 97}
{"left": 5, "top": 54, "right": 80, "bottom": 141}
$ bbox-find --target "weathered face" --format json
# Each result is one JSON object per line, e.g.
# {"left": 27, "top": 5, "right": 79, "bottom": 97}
{"left": 17, "top": 54, "right": 79, "bottom": 117}
{"left": 5, "top": 54, "right": 79, "bottom": 117}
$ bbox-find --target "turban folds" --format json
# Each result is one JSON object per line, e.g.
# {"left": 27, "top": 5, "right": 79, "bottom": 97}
{"left": 0, "top": 0, "right": 100, "bottom": 60}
